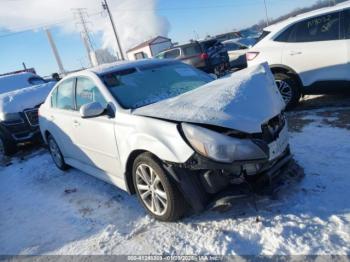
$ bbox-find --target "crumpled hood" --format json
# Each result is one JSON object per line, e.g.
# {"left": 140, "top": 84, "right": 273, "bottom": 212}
{"left": 0, "top": 82, "right": 55, "bottom": 114}
{"left": 133, "top": 63, "right": 285, "bottom": 134}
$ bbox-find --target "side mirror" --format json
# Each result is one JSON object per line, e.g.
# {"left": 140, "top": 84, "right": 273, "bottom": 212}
{"left": 209, "top": 73, "right": 218, "bottom": 80}
{"left": 80, "top": 102, "right": 105, "bottom": 118}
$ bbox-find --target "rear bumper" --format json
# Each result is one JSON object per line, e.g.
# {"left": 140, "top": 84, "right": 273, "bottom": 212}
{"left": 164, "top": 149, "right": 302, "bottom": 212}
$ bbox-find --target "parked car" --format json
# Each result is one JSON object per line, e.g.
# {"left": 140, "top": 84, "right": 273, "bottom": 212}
{"left": 39, "top": 59, "right": 291, "bottom": 221}
{"left": 222, "top": 40, "right": 249, "bottom": 69}
{"left": 247, "top": 2, "right": 350, "bottom": 109}
{"left": 0, "top": 72, "right": 56, "bottom": 156}
{"left": 156, "top": 39, "right": 230, "bottom": 76}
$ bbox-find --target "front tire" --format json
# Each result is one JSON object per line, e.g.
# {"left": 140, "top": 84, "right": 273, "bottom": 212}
{"left": 132, "top": 153, "right": 186, "bottom": 221}
{"left": 47, "top": 134, "right": 68, "bottom": 170}
{"left": 274, "top": 73, "right": 301, "bottom": 110}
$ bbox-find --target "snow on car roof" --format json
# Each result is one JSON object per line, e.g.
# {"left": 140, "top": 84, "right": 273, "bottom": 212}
{"left": 264, "top": 1, "right": 350, "bottom": 33}
{"left": 89, "top": 59, "right": 176, "bottom": 75}
{"left": 0, "top": 72, "right": 37, "bottom": 94}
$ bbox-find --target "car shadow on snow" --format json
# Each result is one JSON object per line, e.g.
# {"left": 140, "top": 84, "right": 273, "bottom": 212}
{"left": 295, "top": 93, "right": 350, "bottom": 111}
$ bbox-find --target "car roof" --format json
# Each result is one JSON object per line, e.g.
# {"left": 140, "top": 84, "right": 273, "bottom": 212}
{"left": 264, "top": 1, "right": 350, "bottom": 33}
{"left": 86, "top": 59, "right": 177, "bottom": 75}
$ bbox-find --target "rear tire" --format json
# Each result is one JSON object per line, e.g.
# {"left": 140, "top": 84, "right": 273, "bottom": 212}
{"left": 274, "top": 73, "right": 301, "bottom": 110}
{"left": 47, "top": 134, "right": 68, "bottom": 170}
{"left": 132, "top": 153, "right": 186, "bottom": 221}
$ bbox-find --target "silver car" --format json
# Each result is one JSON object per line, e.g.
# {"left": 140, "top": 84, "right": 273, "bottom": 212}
{"left": 39, "top": 59, "right": 290, "bottom": 221}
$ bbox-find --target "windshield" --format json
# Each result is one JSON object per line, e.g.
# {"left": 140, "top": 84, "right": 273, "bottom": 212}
{"left": 100, "top": 62, "right": 213, "bottom": 109}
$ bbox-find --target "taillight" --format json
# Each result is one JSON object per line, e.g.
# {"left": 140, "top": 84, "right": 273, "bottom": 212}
{"left": 199, "top": 53, "right": 209, "bottom": 60}
{"left": 246, "top": 52, "right": 259, "bottom": 61}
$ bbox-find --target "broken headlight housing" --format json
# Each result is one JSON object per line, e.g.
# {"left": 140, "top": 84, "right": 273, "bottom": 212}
{"left": 181, "top": 123, "right": 267, "bottom": 163}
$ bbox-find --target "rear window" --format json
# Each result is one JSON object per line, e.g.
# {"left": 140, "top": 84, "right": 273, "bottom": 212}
{"left": 200, "top": 40, "right": 220, "bottom": 50}
{"left": 182, "top": 45, "right": 202, "bottom": 56}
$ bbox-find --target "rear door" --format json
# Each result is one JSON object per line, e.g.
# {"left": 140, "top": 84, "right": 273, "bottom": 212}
{"left": 281, "top": 11, "right": 348, "bottom": 86}
{"left": 71, "top": 76, "right": 121, "bottom": 175}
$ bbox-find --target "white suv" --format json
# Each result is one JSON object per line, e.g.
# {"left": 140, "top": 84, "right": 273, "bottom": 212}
{"left": 39, "top": 59, "right": 291, "bottom": 221}
{"left": 247, "top": 2, "right": 350, "bottom": 109}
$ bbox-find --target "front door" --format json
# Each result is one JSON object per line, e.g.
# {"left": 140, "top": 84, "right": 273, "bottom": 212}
{"left": 49, "top": 78, "right": 78, "bottom": 159}
{"left": 71, "top": 77, "right": 120, "bottom": 176}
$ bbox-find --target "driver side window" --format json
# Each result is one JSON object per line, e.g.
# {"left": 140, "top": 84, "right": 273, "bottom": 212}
{"left": 75, "top": 77, "right": 107, "bottom": 110}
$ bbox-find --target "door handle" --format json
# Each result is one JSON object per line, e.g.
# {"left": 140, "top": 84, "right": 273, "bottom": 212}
{"left": 73, "top": 120, "right": 80, "bottom": 126}
{"left": 290, "top": 51, "right": 302, "bottom": 56}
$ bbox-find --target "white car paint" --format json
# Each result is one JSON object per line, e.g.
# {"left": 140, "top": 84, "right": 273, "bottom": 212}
{"left": 247, "top": 2, "right": 350, "bottom": 87}
{"left": 39, "top": 60, "right": 286, "bottom": 194}
{"left": 39, "top": 63, "right": 195, "bottom": 191}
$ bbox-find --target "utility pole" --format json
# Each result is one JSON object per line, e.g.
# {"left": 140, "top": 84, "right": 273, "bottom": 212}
{"left": 102, "top": 0, "right": 125, "bottom": 60}
{"left": 72, "top": 8, "right": 95, "bottom": 67}
{"left": 45, "top": 28, "right": 65, "bottom": 75}
{"left": 263, "top": 0, "right": 269, "bottom": 26}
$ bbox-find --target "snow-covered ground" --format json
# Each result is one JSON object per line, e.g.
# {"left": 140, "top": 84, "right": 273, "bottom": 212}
{"left": 1, "top": 106, "right": 350, "bottom": 255}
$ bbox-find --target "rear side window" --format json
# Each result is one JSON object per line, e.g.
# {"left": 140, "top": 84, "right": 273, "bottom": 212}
{"left": 282, "top": 12, "right": 341, "bottom": 42}
{"left": 55, "top": 79, "right": 75, "bottom": 110}
{"left": 75, "top": 77, "right": 107, "bottom": 110}
{"left": 343, "top": 9, "right": 350, "bottom": 39}
{"left": 163, "top": 49, "right": 180, "bottom": 59}
{"left": 256, "top": 30, "right": 270, "bottom": 43}
{"left": 183, "top": 45, "right": 202, "bottom": 56}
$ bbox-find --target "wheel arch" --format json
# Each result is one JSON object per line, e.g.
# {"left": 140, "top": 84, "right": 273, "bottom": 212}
{"left": 124, "top": 149, "right": 147, "bottom": 195}
{"left": 270, "top": 64, "right": 304, "bottom": 92}
{"left": 44, "top": 130, "right": 51, "bottom": 143}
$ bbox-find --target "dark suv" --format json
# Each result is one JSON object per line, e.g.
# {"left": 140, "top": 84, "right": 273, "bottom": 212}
{"left": 0, "top": 72, "right": 56, "bottom": 156}
{"left": 156, "top": 39, "right": 230, "bottom": 76}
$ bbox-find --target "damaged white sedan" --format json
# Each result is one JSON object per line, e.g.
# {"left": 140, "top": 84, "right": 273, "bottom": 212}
{"left": 39, "top": 59, "right": 291, "bottom": 221}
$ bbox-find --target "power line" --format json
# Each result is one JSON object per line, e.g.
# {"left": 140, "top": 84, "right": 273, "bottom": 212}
{"left": 72, "top": 8, "right": 95, "bottom": 67}
{"left": 0, "top": 11, "right": 103, "bottom": 38}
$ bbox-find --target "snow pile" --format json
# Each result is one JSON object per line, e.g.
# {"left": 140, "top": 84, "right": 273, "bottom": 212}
{"left": 134, "top": 63, "right": 285, "bottom": 133}
{"left": 0, "top": 108, "right": 350, "bottom": 255}
{"left": 0, "top": 82, "right": 55, "bottom": 113}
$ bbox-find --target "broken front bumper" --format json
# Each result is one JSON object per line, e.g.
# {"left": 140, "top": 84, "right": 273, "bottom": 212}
{"left": 164, "top": 148, "right": 304, "bottom": 213}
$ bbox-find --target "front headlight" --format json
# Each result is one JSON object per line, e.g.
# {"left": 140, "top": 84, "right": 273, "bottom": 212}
{"left": 0, "top": 112, "right": 23, "bottom": 122}
{"left": 181, "top": 123, "right": 267, "bottom": 163}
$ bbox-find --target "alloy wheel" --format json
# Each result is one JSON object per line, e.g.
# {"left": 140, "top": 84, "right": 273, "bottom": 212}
{"left": 135, "top": 163, "right": 168, "bottom": 216}
{"left": 49, "top": 138, "right": 63, "bottom": 167}
{"left": 275, "top": 79, "right": 293, "bottom": 105}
